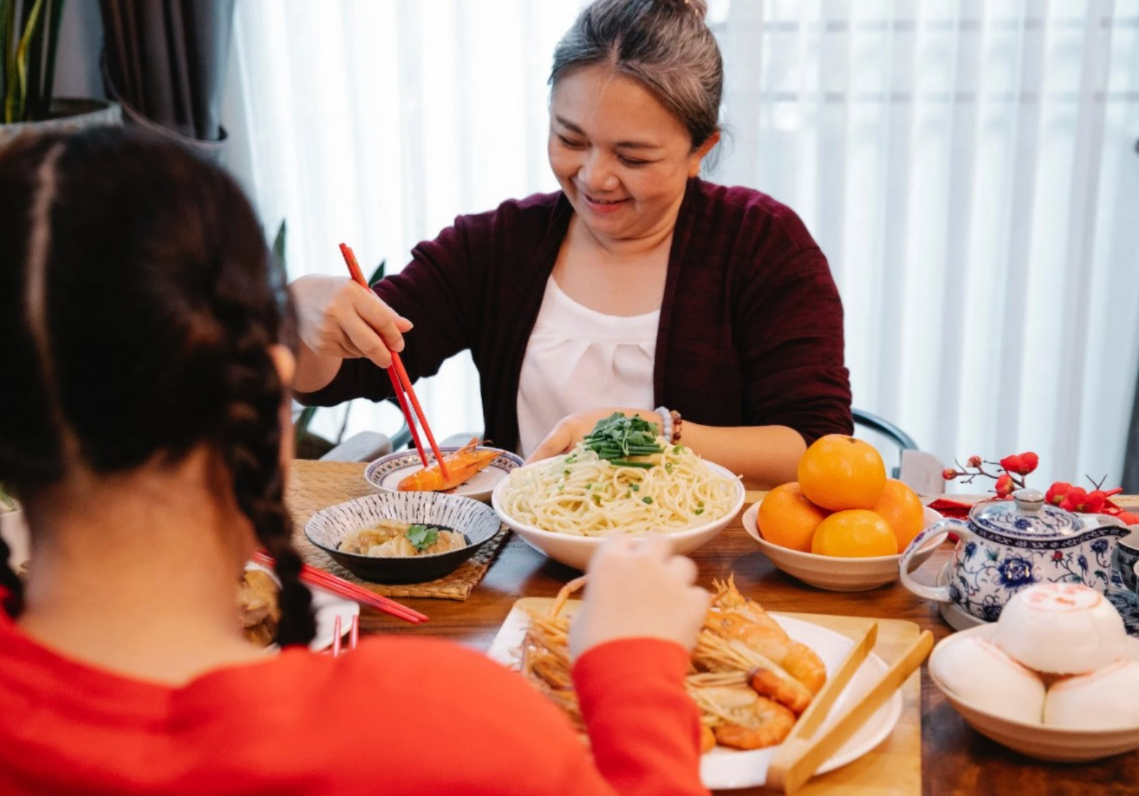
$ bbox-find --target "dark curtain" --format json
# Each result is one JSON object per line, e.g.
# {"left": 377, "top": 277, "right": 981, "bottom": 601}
{"left": 1125, "top": 369, "right": 1139, "bottom": 493}
{"left": 1127, "top": 136, "right": 1139, "bottom": 493}
{"left": 97, "top": 0, "right": 234, "bottom": 153}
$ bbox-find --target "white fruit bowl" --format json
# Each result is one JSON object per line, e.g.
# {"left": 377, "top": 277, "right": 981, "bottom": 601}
{"left": 741, "top": 500, "right": 943, "bottom": 592}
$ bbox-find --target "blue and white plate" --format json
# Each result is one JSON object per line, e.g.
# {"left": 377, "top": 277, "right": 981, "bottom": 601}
{"left": 364, "top": 446, "right": 524, "bottom": 503}
{"left": 305, "top": 491, "right": 503, "bottom": 584}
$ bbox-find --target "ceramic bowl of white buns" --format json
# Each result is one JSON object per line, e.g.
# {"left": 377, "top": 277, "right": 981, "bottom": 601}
{"left": 929, "top": 582, "right": 1139, "bottom": 762}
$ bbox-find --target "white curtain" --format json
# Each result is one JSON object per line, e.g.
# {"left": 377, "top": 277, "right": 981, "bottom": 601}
{"left": 226, "top": 0, "right": 1139, "bottom": 491}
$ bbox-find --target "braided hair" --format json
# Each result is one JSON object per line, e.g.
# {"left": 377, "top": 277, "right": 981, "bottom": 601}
{"left": 0, "top": 128, "right": 315, "bottom": 646}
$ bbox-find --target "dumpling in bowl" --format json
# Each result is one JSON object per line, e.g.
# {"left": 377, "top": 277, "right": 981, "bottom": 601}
{"left": 237, "top": 568, "right": 280, "bottom": 647}
{"left": 340, "top": 520, "right": 466, "bottom": 558}
{"left": 994, "top": 583, "right": 1127, "bottom": 675}
{"left": 930, "top": 636, "right": 1045, "bottom": 725}
{"left": 1044, "top": 659, "right": 1139, "bottom": 729}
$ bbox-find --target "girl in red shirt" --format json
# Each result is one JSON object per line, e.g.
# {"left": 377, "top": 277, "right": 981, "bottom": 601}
{"left": 0, "top": 127, "right": 710, "bottom": 795}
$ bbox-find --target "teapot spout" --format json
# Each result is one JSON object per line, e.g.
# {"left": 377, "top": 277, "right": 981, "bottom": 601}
{"left": 1082, "top": 513, "right": 1130, "bottom": 536}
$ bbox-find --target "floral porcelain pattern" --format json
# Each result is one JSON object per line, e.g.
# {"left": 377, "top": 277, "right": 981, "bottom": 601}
{"left": 947, "top": 528, "right": 1120, "bottom": 622}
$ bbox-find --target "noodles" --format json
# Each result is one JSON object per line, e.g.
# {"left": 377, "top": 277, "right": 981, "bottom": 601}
{"left": 498, "top": 442, "right": 738, "bottom": 536}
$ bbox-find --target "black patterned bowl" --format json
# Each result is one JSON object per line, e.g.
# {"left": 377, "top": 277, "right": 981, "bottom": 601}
{"left": 304, "top": 492, "right": 503, "bottom": 584}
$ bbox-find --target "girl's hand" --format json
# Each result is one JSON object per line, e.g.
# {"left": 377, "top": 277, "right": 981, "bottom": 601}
{"left": 290, "top": 274, "right": 413, "bottom": 369}
{"left": 569, "top": 533, "right": 710, "bottom": 660}
{"left": 526, "top": 407, "right": 656, "bottom": 463}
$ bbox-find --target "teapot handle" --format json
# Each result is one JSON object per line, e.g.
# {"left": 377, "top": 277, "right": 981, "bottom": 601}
{"left": 898, "top": 518, "right": 969, "bottom": 603}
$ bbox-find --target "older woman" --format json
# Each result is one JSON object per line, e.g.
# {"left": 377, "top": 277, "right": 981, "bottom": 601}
{"left": 292, "top": 0, "right": 851, "bottom": 488}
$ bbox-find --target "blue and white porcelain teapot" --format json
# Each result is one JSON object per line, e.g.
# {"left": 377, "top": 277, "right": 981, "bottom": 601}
{"left": 899, "top": 488, "right": 1128, "bottom": 622}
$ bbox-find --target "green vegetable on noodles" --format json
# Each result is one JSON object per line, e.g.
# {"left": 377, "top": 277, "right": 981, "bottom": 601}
{"left": 405, "top": 524, "right": 440, "bottom": 552}
{"left": 583, "top": 412, "right": 664, "bottom": 466}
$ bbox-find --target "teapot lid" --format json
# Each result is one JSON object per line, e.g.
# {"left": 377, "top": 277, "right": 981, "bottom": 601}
{"left": 971, "top": 488, "right": 1083, "bottom": 539}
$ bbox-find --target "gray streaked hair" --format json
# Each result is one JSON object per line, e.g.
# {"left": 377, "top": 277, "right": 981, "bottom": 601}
{"left": 549, "top": 0, "right": 722, "bottom": 149}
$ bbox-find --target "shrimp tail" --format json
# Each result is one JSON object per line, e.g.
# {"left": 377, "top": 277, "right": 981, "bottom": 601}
{"left": 397, "top": 437, "right": 500, "bottom": 491}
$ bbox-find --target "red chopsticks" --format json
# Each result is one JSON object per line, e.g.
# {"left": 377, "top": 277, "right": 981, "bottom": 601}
{"left": 338, "top": 242, "right": 451, "bottom": 482}
{"left": 252, "top": 550, "right": 428, "bottom": 624}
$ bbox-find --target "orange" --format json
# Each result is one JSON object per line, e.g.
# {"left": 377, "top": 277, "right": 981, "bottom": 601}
{"left": 797, "top": 435, "right": 887, "bottom": 511}
{"left": 872, "top": 478, "right": 926, "bottom": 553}
{"left": 757, "top": 482, "right": 829, "bottom": 552}
{"left": 810, "top": 509, "right": 898, "bottom": 558}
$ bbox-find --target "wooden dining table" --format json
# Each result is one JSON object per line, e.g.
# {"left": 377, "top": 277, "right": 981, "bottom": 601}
{"left": 289, "top": 461, "right": 1139, "bottom": 796}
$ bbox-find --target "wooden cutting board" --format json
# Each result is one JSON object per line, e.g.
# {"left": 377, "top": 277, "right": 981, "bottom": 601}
{"left": 762, "top": 612, "right": 922, "bottom": 796}
{"left": 498, "top": 600, "right": 921, "bottom": 795}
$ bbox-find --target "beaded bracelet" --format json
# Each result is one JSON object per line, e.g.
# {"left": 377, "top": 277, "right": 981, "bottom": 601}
{"left": 654, "top": 406, "right": 683, "bottom": 444}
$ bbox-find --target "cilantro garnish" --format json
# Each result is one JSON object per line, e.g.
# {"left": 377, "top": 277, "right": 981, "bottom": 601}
{"left": 405, "top": 524, "right": 440, "bottom": 552}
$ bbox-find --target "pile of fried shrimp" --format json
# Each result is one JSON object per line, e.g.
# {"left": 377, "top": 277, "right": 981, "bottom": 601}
{"left": 517, "top": 576, "right": 828, "bottom": 752}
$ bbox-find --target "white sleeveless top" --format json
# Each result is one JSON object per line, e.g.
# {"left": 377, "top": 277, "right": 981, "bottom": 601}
{"left": 516, "top": 277, "right": 660, "bottom": 456}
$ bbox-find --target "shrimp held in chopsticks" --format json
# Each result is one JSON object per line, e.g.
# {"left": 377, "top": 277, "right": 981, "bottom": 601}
{"left": 398, "top": 438, "right": 499, "bottom": 492}
{"left": 703, "top": 576, "right": 828, "bottom": 695}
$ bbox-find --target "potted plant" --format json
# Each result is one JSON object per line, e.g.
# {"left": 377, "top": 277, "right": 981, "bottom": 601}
{"left": 1, "top": 0, "right": 120, "bottom": 147}
{"left": 0, "top": 484, "right": 29, "bottom": 573}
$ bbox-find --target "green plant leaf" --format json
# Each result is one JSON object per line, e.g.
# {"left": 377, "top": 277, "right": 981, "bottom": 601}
{"left": 8, "top": 0, "right": 46, "bottom": 123}
{"left": 294, "top": 405, "right": 316, "bottom": 440}
{"left": 24, "top": 0, "right": 45, "bottom": 119}
{"left": 1, "top": 0, "right": 13, "bottom": 102}
{"left": 368, "top": 258, "right": 386, "bottom": 286}
{"left": 271, "top": 218, "right": 287, "bottom": 269}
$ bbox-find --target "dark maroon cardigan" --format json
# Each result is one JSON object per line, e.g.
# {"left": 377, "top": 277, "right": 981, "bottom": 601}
{"left": 296, "top": 178, "right": 853, "bottom": 451}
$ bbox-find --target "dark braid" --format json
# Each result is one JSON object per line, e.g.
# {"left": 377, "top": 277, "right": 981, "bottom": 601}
{"left": 0, "top": 128, "right": 315, "bottom": 643}
{"left": 216, "top": 331, "right": 314, "bottom": 646}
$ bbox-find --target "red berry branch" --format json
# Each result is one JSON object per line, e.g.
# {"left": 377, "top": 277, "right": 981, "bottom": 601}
{"left": 942, "top": 451, "right": 1137, "bottom": 525}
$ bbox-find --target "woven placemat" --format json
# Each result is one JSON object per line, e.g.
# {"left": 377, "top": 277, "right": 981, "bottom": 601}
{"left": 286, "top": 459, "right": 509, "bottom": 601}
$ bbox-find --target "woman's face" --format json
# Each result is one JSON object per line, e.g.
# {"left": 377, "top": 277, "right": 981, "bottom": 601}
{"left": 548, "top": 65, "right": 717, "bottom": 246}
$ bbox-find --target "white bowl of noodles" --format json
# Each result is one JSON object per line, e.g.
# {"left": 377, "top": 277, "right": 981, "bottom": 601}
{"left": 491, "top": 445, "right": 745, "bottom": 571}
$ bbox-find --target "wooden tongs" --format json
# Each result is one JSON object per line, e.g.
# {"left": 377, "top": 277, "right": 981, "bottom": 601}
{"left": 766, "top": 623, "right": 934, "bottom": 794}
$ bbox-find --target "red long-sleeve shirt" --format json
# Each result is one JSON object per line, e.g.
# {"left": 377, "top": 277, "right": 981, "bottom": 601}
{"left": 0, "top": 611, "right": 708, "bottom": 795}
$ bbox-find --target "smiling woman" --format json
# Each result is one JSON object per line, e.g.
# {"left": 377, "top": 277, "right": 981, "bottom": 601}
{"left": 290, "top": 0, "right": 853, "bottom": 491}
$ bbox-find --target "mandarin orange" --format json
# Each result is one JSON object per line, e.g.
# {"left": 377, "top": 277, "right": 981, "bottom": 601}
{"left": 757, "top": 482, "right": 829, "bottom": 552}
{"left": 797, "top": 435, "right": 886, "bottom": 511}
{"left": 810, "top": 509, "right": 898, "bottom": 558}
{"left": 872, "top": 478, "right": 926, "bottom": 553}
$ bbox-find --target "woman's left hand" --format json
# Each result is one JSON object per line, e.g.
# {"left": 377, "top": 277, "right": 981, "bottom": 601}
{"left": 526, "top": 407, "right": 657, "bottom": 463}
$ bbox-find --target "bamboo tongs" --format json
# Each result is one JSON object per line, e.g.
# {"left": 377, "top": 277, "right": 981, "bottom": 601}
{"left": 766, "top": 623, "right": 934, "bottom": 794}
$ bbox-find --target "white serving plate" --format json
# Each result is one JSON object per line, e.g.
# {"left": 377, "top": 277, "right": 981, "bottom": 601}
{"left": 741, "top": 502, "right": 943, "bottom": 592}
{"left": 487, "top": 598, "right": 903, "bottom": 790}
{"left": 245, "top": 562, "right": 358, "bottom": 652}
{"left": 929, "top": 624, "right": 1139, "bottom": 762}
{"left": 364, "top": 445, "right": 524, "bottom": 503}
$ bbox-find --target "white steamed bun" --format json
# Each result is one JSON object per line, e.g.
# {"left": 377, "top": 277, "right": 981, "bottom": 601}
{"left": 931, "top": 635, "right": 1045, "bottom": 725}
{"left": 1044, "top": 659, "right": 1139, "bottom": 729}
{"left": 993, "top": 583, "right": 1127, "bottom": 675}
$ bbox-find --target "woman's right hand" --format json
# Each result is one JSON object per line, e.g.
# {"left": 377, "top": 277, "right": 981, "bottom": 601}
{"left": 289, "top": 275, "right": 414, "bottom": 389}
{"left": 569, "top": 534, "right": 710, "bottom": 660}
